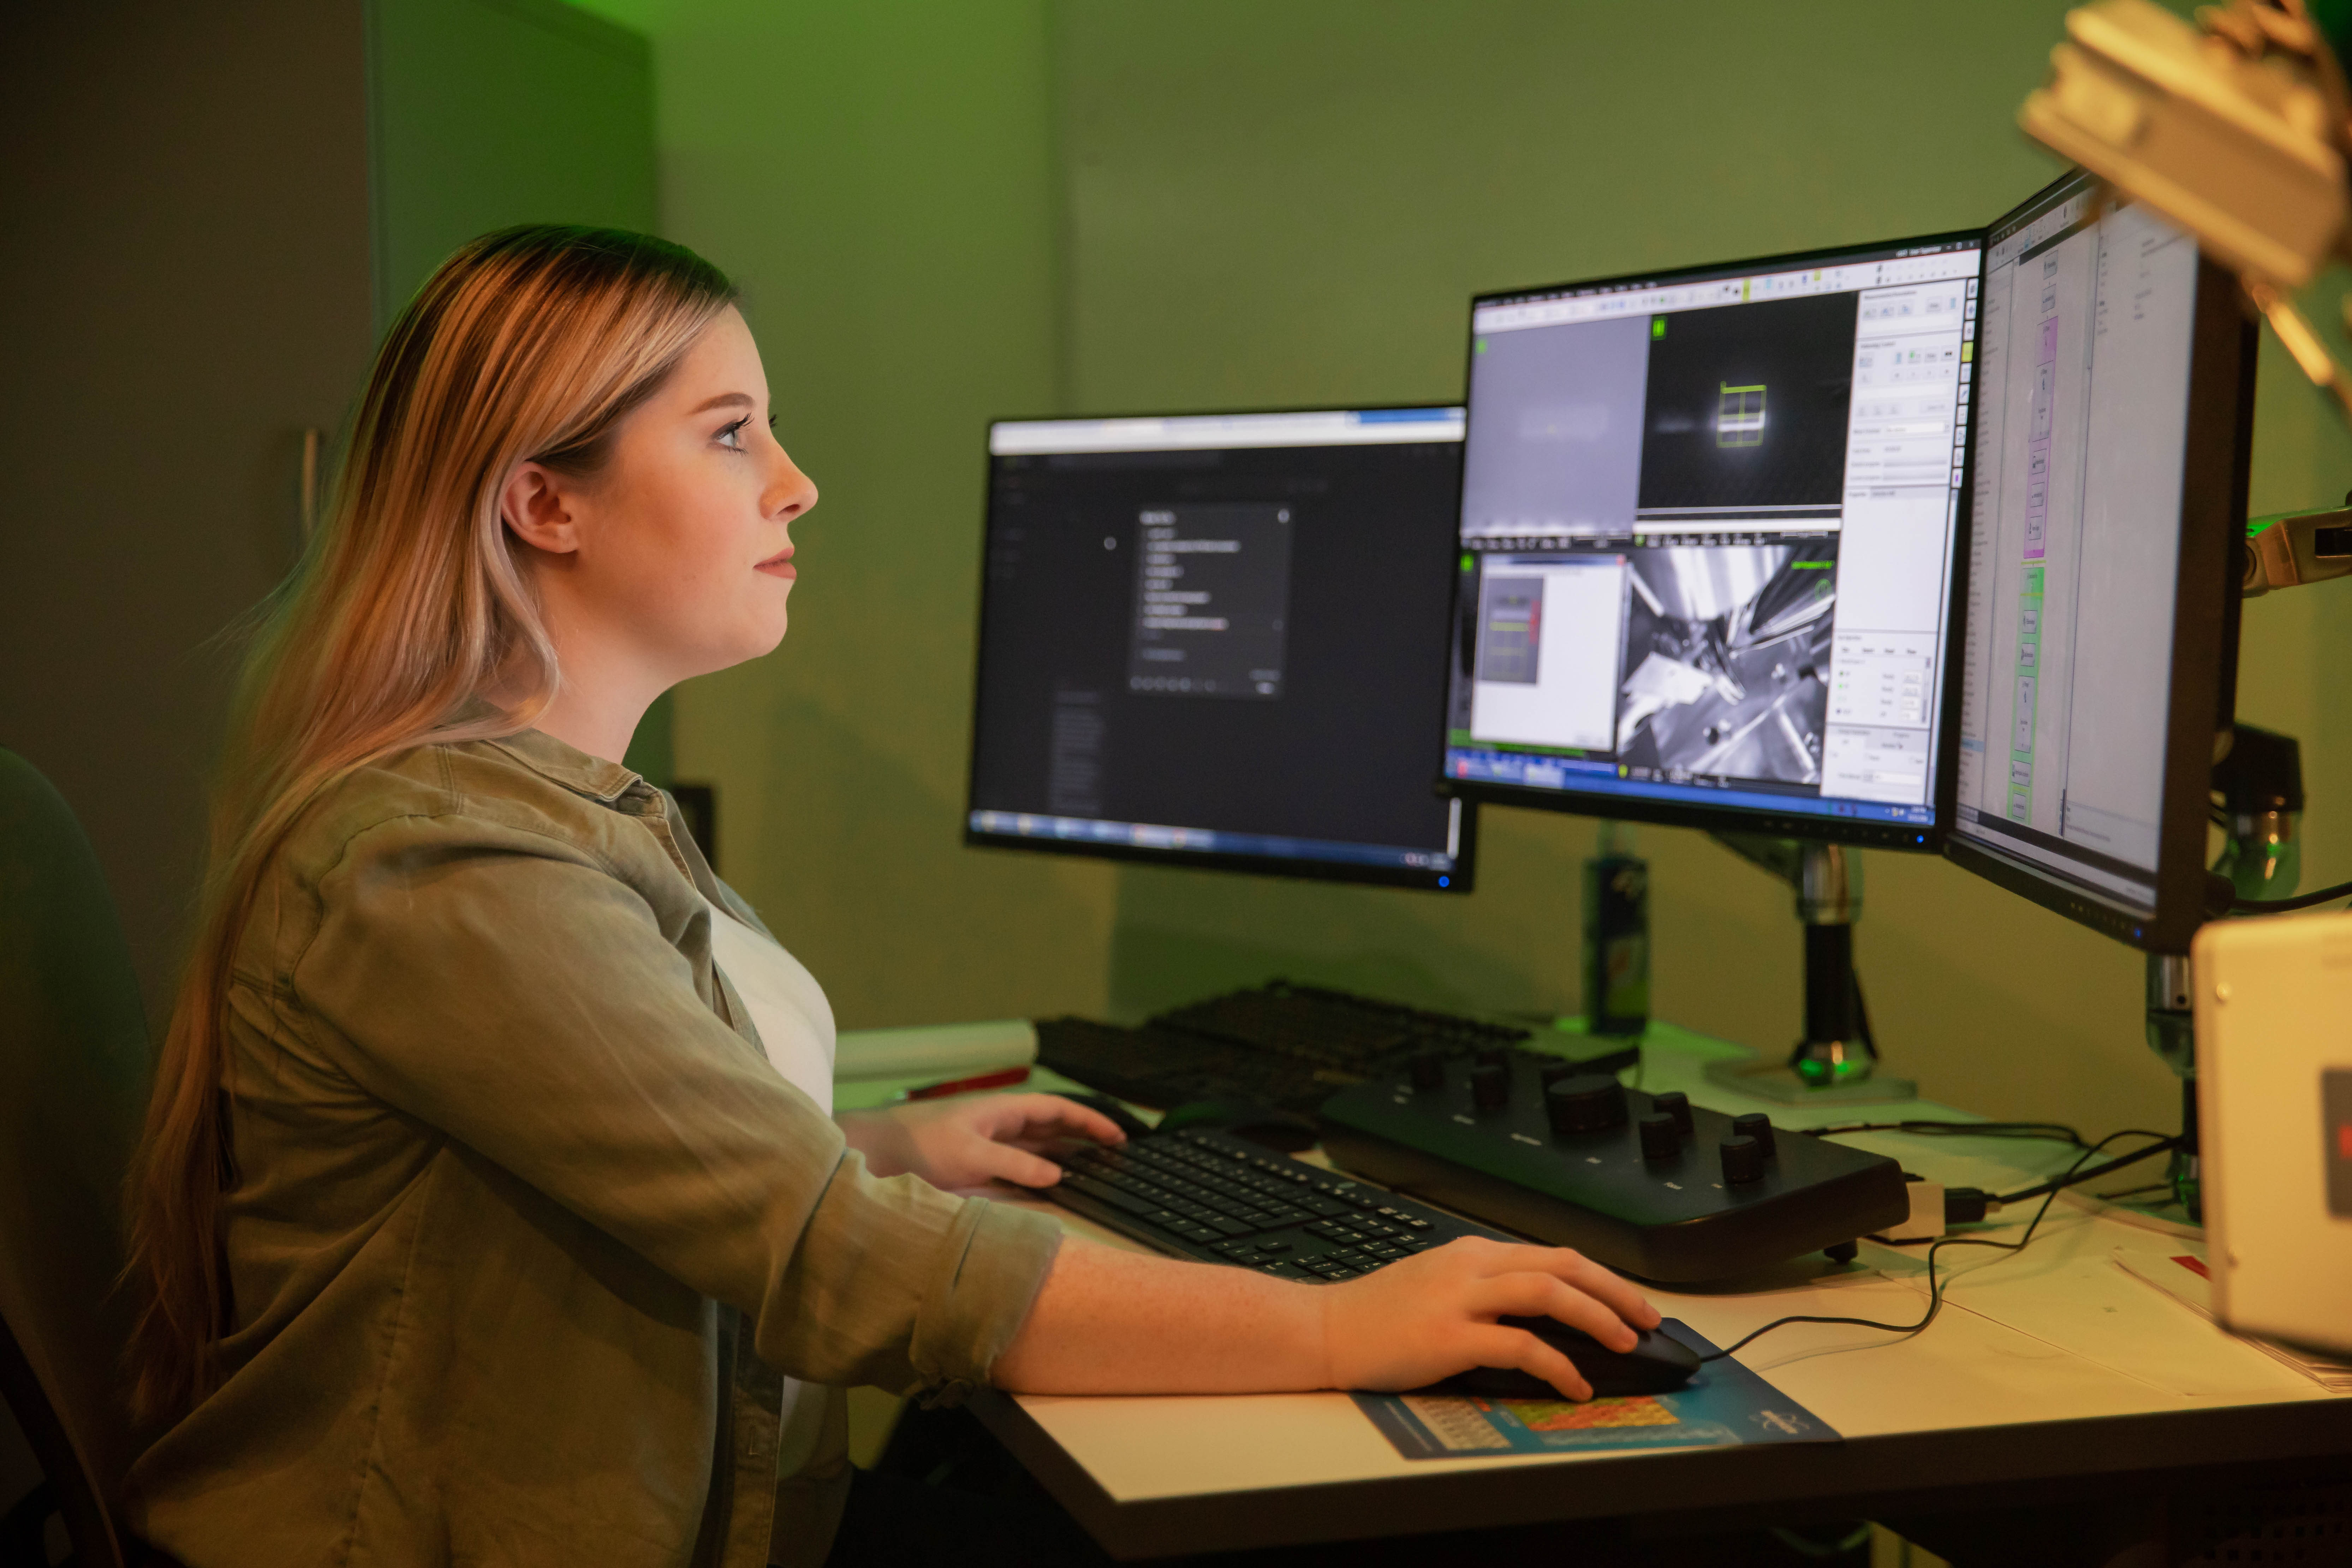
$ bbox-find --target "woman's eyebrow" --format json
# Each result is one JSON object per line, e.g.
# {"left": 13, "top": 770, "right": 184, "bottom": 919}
{"left": 689, "top": 392, "right": 756, "bottom": 414}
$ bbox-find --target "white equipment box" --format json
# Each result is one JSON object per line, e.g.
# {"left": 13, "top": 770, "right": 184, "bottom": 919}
{"left": 2193, "top": 912, "right": 2352, "bottom": 1358}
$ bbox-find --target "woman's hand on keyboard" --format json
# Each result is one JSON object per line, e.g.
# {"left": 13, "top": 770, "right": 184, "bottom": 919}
{"left": 840, "top": 1093, "right": 1127, "bottom": 1190}
{"left": 1321, "top": 1237, "right": 1661, "bottom": 1401}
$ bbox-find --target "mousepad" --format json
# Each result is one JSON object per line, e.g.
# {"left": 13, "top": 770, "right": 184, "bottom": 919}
{"left": 1352, "top": 1319, "right": 1840, "bottom": 1460}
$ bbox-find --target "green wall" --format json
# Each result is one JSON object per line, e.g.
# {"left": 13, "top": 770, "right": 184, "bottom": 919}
{"left": 370, "top": 0, "right": 678, "bottom": 781}
{"left": 585, "top": 0, "right": 2352, "bottom": 1139}
{"left": 583, "top": 0, "right": 1119, "bottom": 1029}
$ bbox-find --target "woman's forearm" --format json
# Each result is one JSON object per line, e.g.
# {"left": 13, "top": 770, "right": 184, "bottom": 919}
{"left": 990, "top": 1234, "right": 1665, "bottom": 1401}
{"left": 992, "top": 1240, "right": 1328, "bottom": 1394}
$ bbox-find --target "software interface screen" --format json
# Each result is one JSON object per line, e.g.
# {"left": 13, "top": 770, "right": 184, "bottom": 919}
{"left": 1953, "top": 179, "right": 2198, "bottom": 913}
{"left": 969, "top": 409, "right": 1467, "bottom": 881}
{"left": 1443, "top": 237, "right": 1982, "bottom": 831}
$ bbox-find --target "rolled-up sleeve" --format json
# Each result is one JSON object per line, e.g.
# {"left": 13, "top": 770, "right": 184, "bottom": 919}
{"left": 291, "top": 811, "right": 1062, "bottom": 1396}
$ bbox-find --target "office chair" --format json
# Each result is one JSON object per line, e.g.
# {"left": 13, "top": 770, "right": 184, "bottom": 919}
{"left": 0, "top": 747, "right": 159, "bottom": 1568}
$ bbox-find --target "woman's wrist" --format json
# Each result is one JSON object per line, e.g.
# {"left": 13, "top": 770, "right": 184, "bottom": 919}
{"left": 835, "top": 1107, "right": 916, "bottom": 1178}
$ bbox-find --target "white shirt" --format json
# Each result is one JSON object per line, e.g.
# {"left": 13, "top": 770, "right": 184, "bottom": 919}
{"left": 703, "top": 894, "right": 836, "bottom": 1113}
{"left": 701, "top": 892, "right": 838, "bottom": 1441}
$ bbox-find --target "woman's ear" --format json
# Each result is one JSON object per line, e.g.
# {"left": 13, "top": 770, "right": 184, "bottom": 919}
{"left": 499, "top": 462, "right": 583, "bottom": 555}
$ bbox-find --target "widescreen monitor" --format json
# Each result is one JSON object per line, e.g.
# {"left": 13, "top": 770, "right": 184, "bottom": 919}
{"left": 1945, "top": 172, "right": 2255, "bottom": 952}
{"left": 966, "top": 407, "right": 1475, "bottom": 890}
{"left": 1437, "top": 231, "right": 1983, "bottom": 849}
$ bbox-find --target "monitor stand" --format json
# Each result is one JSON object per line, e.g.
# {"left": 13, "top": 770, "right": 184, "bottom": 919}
{"left": 1700, "top": 836, "right": 1919, "bottom": 1105}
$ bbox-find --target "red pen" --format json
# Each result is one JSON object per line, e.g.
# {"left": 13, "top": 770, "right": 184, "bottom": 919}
{"left": 900, "top": 1065, "right": 1033, "bottom": 1101}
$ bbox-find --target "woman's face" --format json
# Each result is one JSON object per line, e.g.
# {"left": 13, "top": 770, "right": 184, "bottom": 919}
{"left": 516, "top": 306, "right": 817, "bottom": 687}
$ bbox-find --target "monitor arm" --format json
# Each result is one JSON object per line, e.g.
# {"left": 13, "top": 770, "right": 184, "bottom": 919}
{"left": 1710, "top": 834, "right": 1878, "bottom": 1086}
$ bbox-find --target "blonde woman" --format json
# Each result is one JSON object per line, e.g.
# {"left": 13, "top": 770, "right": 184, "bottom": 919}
{"left": 122, "top": 227, "right": 1659, "bottom": 1568}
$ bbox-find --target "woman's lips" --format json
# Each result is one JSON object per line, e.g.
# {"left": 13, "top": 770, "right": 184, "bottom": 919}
{"left": 756, "top": 552, "right": 796, "bottom": 580}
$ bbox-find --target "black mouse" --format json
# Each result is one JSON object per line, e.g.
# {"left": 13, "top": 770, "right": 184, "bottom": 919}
{"left": 1056, "top": 1091, "right": 1154, "bottom": 1142}
{"left": 1439, "top": 1317, "right": 1701, "bottom": 1400}
{"left": 1154, "top": 1097, "right": 1320, "bottom": 1153}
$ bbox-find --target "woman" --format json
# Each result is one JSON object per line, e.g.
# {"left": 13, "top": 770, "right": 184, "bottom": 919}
{"left": 123, "top": 226, "right": 1658, "bottom": 1568}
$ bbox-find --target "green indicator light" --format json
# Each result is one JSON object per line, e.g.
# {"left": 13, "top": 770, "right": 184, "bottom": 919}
{"left": 1791, "top": 560, "right": 1832, "bottom": 569}
{"left": 1651, "top": 317, "right": 1666, "bottom": 338}
{"left": 1475, "top": 339, "right": 1489, "bottom": 354}
{"left": 1460, "top": 553, "right": 1475, "bottom": 571}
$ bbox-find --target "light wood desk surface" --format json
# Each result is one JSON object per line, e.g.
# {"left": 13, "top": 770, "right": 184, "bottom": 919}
{"left": 937, "top": 1036, "right": 2351, "bottom": 1557}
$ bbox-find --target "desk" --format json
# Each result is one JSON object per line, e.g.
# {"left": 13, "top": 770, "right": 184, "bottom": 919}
{"left": 952, "top": 1033, "right": 2352, "bottom": 1562}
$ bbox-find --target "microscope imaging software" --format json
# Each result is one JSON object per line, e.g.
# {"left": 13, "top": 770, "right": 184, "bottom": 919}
{"left": 1445, "top": 237, "right": 1981, "bottom": 830}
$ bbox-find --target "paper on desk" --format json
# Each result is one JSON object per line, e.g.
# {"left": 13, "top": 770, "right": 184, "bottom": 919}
{"left": 2112, "top": 1248, "right": 2352, "bottom": 1394}
{"left": 1886, "top": 1254, "right": 2314, "bottom": 1399}
{"left": 833, "top": 1019, "right": 1037, "bottom": 1082}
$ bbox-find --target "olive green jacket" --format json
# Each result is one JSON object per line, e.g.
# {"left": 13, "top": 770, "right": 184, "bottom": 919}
{"left": 125, "top": 729, "right": 1063, "bottom": 1568}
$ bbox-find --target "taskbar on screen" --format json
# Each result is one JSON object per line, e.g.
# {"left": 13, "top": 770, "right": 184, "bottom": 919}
{"left": 966, "top": 810, "right": 1456, "bottom": 873}
{"left": 1443, "top": 747, "right": 1932, "bottom": 827}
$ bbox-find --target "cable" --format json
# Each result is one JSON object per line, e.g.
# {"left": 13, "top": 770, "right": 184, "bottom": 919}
{"left": 1993, "top": 1133, "right": 2177, "bottom": 1203}
{"left": 1695, "top": 1129, "right": 2176, "bottom": 1365}
{"left": 2233, "top": 878, "right": 2352, "bottom": 913}
{"left": 1806, "top": 1118, "right": 2088, "bottom": 1146}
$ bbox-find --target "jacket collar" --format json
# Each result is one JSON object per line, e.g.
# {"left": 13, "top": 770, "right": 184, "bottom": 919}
{"left": 486, "top": 726, "right": 642, "bottom": 805}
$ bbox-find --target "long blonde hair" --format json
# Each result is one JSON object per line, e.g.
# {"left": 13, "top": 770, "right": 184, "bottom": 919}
{"left": 125, "top": 226, "right": 738, "bottom": 1425}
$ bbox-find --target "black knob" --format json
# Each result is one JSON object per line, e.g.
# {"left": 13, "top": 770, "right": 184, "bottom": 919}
{"left": 1638, "top": 1114, "right": 1680, "bottom": 1162}
{"left": 1730, "top": 1113, "right": 1777, "bottom": 1158}
{"left": 1470, "top": 1063, "right": 1510, "bottom": 1111}
{"left": 1720, "top": 1135, "right": 1765, "bottom": 1185}
{"left": 1545, "top": 1074, "right": 1627, "bottom": 1135}
{"left": 1538, "top": 1060, "right": 1578, "bottom": 1091}
{"left": 1475, "top": 1045, "right": 1510, "bottom": 1069}
{"left": 1650, "top": 1091, "right": 1694, "bottom": 1137}
{"left": 1407, "top": 1051, "right": 1445, "bottom": 1092}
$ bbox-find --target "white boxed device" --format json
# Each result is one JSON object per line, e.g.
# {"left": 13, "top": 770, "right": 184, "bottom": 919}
{"left": 2193, "top": 912, "right": 2352, "bottom": 1357}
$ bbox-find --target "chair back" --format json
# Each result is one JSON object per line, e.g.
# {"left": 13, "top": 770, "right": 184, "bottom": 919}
{"left": 0, "top": 747, "right": 155, "bottom": 1568}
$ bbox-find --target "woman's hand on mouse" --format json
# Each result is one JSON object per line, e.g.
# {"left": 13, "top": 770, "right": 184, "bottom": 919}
{"left": 838, "top": 1093, "right": 1126, "bottom": 1190}
{"left": 1321, "top": 1237, "right": 1662, "bottom": 1401}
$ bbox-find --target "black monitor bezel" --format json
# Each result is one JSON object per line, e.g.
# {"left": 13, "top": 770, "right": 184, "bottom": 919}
{"left": 1939, "top": 177, "right": 2256, "bottom": 954}
{"left": 1434, "top": 229, "right": 1987, "bottom": 853}
{"left": 964, "top": 401, "right": 1480, "bottom": 894}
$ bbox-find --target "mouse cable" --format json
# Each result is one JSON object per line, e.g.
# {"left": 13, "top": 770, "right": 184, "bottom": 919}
{"left": 1804, "top": 1118, "right": 2089, "bottom": 1147}
{"left": 1693, "top": 1129, "right": 2176, "bottom": 1365}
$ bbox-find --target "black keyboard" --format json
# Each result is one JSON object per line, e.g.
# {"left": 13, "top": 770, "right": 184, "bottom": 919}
{"left": 1033, "top": 1125, "right": 1510, "bottom": 1281}
{"left": 1035, "top": 980, "right": 1553, "bottom": 1114}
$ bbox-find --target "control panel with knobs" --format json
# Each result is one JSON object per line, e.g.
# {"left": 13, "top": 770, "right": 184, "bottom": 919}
{"left": 1316, "top": 1048, "right": 1908, "bottom": 1282}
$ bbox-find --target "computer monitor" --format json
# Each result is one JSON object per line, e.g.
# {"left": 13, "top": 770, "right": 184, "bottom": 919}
{"left": 1437, "top": 230, "right": 1984, "bottom": 850}
{"left": 1944, "top": 172, "right": 2255, "bottom": 953}
{"left": 966, "top": 406, "right": 1475, "bottom": 890}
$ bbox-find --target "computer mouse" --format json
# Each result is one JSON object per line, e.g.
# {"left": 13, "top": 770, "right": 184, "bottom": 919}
{"left": 1154, "top": 1097, "right": 1320, "bottom": 1153}
{"left": 1439, "top": 1317, "right": 1701, "bottom": 1400}
{"left": 1056, "top": 1091, "right": 1154, "bottom": 1142}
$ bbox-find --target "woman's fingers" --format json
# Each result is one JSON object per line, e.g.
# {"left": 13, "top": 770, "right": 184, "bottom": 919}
{"left": 1451, "top": 1240, "right": 1662, "bottom": 1332}
{"left": 994, "top": 1093, "right": 1128, "bottom": 1146}
{"left": 1467, "top": 1273, "right": 1641, "bottom": 1351}
{"left": 1464, "top": 1323, "right": 1593, "bottom": 1401}
{"left": 1520, "top": 1247, "right": 1662, "bottom": 1330}
{"left": 973, "top": 1138, "right": 1066, "bottom": 1189}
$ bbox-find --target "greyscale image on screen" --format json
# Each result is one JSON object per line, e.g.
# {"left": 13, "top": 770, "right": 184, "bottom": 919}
{"left": 966, "top": 408, "right": 1471, "bottom": 889}
{"left": 1951, "top": 178, "right": 2200, "bottom": 915}
{"left": 1442, "top": 234, "right": 1981, "bottom": 836}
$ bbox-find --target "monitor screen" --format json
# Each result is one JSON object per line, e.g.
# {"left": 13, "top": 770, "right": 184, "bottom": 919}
{"left": 967, "top": 407, "right": 1473, "bottom": 890}
{"left": 1945, "top": 173, "right": 2251, "bottom": 949}
{"left": 1439, "top": 233, "right": 1983, "bottom": 848}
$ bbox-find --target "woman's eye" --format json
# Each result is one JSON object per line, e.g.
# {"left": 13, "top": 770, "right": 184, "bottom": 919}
{"left": 717, "top": 417, "right": 751, "bottom": 449}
